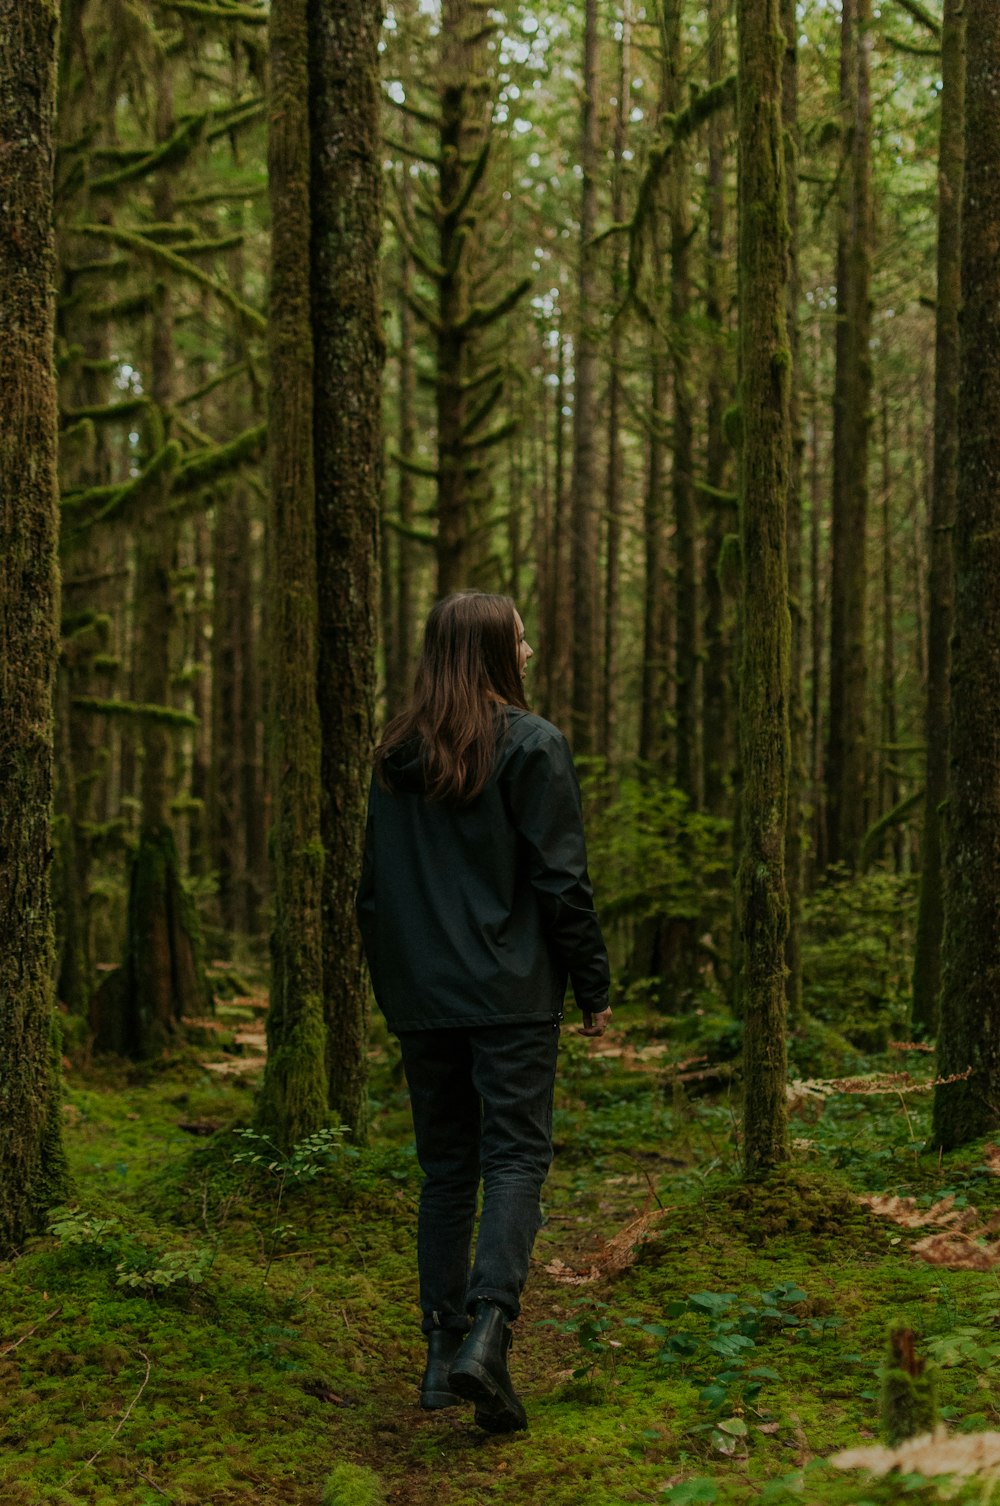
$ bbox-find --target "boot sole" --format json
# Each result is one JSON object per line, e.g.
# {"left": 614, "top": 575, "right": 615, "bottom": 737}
{"left": 420, "top": 1389, "right": 463, "bottom": 1410}
{"left": 448, "top": 1360, "right": 528, "bottom": 1433}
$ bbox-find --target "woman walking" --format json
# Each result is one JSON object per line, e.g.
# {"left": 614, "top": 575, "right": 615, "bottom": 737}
{"left": 357, "top": 591, "right": 611, "bottom": 1433}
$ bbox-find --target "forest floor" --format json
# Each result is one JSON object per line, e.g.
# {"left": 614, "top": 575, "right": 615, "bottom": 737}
{"left": 4, "top": 991, "right": 1000, "bottom": 1506}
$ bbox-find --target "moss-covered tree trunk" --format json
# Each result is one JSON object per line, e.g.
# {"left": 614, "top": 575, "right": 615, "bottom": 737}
{"left": 92, "top": 71, "right": 212, "bottom": 1057}
{"left": 0, "top": 0, "right": 70, "bottom": 1252}
{"left": 310, "top": 0, "right": 383, "bottom": 1141}
{"left": 256, "top": 0, "right": 329, "bottom": 1148}
{"left": 639, "top": 337, "right": 670, "bottom": 767}
{"left": 877, "top": 398, "right": 902, "bottom": 870}
{"left": 540, "top": 322, "right": 572, "bottom": 731}
{"left": 211, "top": 480, "right": 254, "bottom": 935}
{"left": 737, "top": 0, "right": 792, "bottom": 1178}
{"left": 825, "top": 0, "right": 873, "bottom": 871}
{"left": 664, "top": 0, "right": 701, "bottom": 809}
{"left": 600, "top": 2, "right": 631, "bottom": 762}
{"left": 781, "top": 0, "right": 804, "bottom": 1020}
{"left": 385, "top": 196, "right": 416, "bottom": 718}
{"left": 569, "top": 0, "right": 601, "bottom": 755}
{"left": 913, "top": 0, "right": 964, "bottom": 1035}
{"left": 932, "top": 0, "right": 1000, "bottom": 1151}
{"left": 702, "top": 0, "right": 735, "bottom": 818}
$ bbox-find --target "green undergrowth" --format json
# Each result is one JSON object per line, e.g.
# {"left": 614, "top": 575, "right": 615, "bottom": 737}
{"left": 3, "top": 1016, "right": 1000, "bottom": 1504}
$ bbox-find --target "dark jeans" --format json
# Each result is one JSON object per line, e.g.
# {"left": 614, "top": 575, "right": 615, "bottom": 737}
{"left": 397, "top": 1021, "right": 560, "bottom": 1335}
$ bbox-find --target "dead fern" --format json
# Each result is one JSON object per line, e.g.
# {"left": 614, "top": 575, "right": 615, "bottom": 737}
{"left": 832, "top": 1428, "right": 1000, "bottom": 1478}
{"left": 860, "top": 1192, "right": 1000, "bottom": 1271}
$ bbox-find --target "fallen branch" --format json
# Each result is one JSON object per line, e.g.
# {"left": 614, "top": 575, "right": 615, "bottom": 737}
{"left": 0, "top": 1305, "right": 63, "bottom": 1358}
{"left": 65, "top": 1349, "right": 152, "bottom": 1486}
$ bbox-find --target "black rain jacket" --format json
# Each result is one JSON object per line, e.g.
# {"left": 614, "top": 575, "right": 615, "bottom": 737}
{"left": 356, "top": 707, "right": 611, "bottom": 1033}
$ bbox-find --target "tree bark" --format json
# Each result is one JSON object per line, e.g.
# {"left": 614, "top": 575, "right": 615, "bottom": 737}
{"left": 932, "top": 0, "right": 1000, "bottom": 1150}
{"left": 781, "top": 0, "right": 804, "bottom": 1019}
{"left": 826, "top": 0, "right": 873, "bottom": 871}
{"left": 310, "top": 0, "right": 383, "bottom": 1139}
{"left": 664, "top": 0, "right": 701, "bottom": 807}
{"left": 912, "top": 0, "right": 964, "bottom": 1034}
{"left": 737, "top": 0, "right": 792, "bottom": 1177}
{"left": 600, "top": 1, "right": 631, "bottom": 763}
{"left": 702, "top": 0, "right": 735, "bottom": 817}
{"left": 256, "top": 0, "right": 329, "bottom": 1148}
{"left": 0, "top": 0, "right": 70, "bottom": 1252}
{"left": 569, "top": 0, "right": 601, "bottom": 754}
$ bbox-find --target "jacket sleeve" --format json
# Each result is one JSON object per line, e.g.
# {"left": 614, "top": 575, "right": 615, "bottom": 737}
{"left": 502, "top": 729, "right": 611, "bottom": 1014}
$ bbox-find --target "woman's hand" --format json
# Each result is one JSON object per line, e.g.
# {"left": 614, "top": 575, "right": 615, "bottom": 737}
{"left": 577, "top": 1008, "right": 612, "bottom": 1038}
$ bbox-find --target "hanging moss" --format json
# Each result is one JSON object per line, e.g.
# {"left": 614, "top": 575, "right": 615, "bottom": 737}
{"left": 86, "top": 290, "right": 160, "bottom": 323}
{"left": 89, "top": 113, "right": 208, "bottom": 192}
{"left": 75, "top": 223, "right": 265, "bottom": 330}
{"left": 60, "top": 397, "right": 149, "bottom": 425}
{"left": 163, "top": 0, "right": 269, "bottom": 24}
{"left": 71, "top": 696, "right": 198, "bottom": 728}
{"left": 170, "top": 421, "right": 266, "bottom": 496}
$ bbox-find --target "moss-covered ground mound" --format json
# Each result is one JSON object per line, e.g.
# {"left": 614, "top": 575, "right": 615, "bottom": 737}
{"left": 3, "top": 1009, "right": 1000, "bottom": 1505}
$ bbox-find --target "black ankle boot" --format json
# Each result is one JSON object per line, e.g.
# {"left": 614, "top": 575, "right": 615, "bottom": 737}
{"left": 420, "top": 1328, "right": 465, "bottom": 1409}
{"left": 447, "top": 1300, "right": 527, "bottom": 1433}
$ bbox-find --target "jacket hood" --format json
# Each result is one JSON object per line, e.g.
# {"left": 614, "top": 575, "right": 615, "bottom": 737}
{"left": 382, "top": 740, "right": 427, "bottom": 794}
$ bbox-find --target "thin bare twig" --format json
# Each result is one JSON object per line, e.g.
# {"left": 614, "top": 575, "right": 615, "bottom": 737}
{"left": 65, "top": 1349, "right": 152, "bottom": 1486}
{"left": 136, "top": 1467, "right": 172, "bottom": 1500}
{"left": 0, "top": 1305, "right": 63, "bottom": 1358}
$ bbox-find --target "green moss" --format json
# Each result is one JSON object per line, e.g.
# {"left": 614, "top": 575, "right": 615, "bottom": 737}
{"left": 5, "top": 1011, "right": 1000, "bottom": 1505}
{"left": 322, "top": 1463, "right": 385, "bottom": 1506}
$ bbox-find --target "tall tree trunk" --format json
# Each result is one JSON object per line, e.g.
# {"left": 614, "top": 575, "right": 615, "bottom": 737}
{"left": 256, "top": 0, "right": 329, "bottom": 1148}
{"left": 569, "top": 0, "right": 601, "bottom": 754}
{"left": 702, "top": 0, "right": 735, "bottom": 817}
{"left": 878, "top": 396, "right": 901, "bottom": 868}
{"left": 542, "top": 322, "right": 571, "bottom": 729}
{"left": 913, "top": 0, "right": 964, "bottom": 1034}
{"left": 93, "top": 70, "right": 212, "bottom": 1057}
{"left": 0, "top": 0, "right": 70, "bottom": 1252}
{"left": 387, "top": 219, "right": 416, "bottom": 718}
{"left": 310, "top": 0, "right": 383, "bottom": 1140}
{"left": 826, "top": 0, "right": 873, "bottom": 871}
{"left": 639, "top": 334, "right": 670, "bottom": 766}
{"left": 600, "top": 0, "right": 631, "bottom": 762}
{"left": 932, "top": 0, "right": 1000, "bottom": 1151}
{"left": 781, "top": 0, "right": 804, "bottom": 1019}
{"left": 664, "top": 0, "right": 701, "bottom": 807}
{"left": 737, "top": 0, "right": 792, "bottom": 1177}
{"left": 808, "top": 318, "right": 827, "bottom": 881}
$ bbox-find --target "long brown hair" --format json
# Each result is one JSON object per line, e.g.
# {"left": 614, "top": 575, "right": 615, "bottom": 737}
{"left": 375, "top": 592, "right": 529, "bottom": 802}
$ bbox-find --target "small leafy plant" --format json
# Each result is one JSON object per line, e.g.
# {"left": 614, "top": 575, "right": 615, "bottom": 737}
{"left": 626, "top": 1281, "right": 842, "bottom": 1440}
{"left": 231, "top": 1125, "right": 350, "bottom": 1283}
{"left": 539, "top": 1297, "right": 619, "bottom": 1387}
{"left": 48, "top": 1206, "right": 216, "bottom": 1297}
